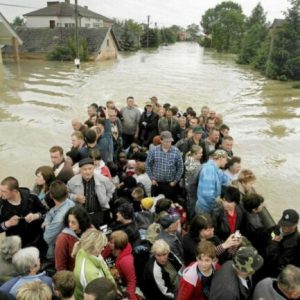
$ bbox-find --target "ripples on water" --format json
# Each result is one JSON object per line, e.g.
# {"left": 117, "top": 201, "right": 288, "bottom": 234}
{"left": 0, "top": 42, "right": 300, "bottom": 219}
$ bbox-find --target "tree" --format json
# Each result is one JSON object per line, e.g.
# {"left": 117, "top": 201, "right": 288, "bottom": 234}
{"left": 237, "top": 3, "right": 268, "bottom": 64}
{"left": 160, "top": 28, "right": 177, "bottom": 44}
{"left": 186, "top": 23, "right": 200, "bottom": 41}
{"left": 200, "top": 1, "right": 245, "bottom": 52}
{"left": 11, "top": 16, "right": 25, "bottom": 28}
{"left": 141, "top": 28, "right": 160, "bottom": 48}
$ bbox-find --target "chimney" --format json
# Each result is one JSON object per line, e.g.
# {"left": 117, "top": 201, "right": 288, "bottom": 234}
{"left": 47, "top": 1, "right": 59, "bottom": 7}
{"left": 65, "top": 0, "right": 70, "bottom": 3}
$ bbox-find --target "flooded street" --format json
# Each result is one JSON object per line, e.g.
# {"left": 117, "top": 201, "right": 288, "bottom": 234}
{"left": 0, "top": 42, "right": 300, "bottom": 220}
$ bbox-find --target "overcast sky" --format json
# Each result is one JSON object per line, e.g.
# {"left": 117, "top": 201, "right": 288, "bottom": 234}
{"left": 1, "top": 0, "right": 290, "bottom": 27}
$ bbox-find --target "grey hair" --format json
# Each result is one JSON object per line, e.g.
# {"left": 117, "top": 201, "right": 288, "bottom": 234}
{"left": 151, "top": 239, "right": 170, "bottom": 255}
{"left": 0, "top": 235, "right": 21, "bottom": 261}
{"left": 12, "top": 247, "right": 40, "bottom": 275}
{"left": 278, "top": 265, "right": 300, "bottom": 291}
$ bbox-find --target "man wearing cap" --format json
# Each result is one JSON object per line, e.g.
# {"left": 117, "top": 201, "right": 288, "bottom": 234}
{"left": 253, "top": 264, "right": 300, "bottom": 300}
{"left": 179, "top": 126, "right": 206, "bottom": 162}
{"left": 120, "top": 96, "right": 141, "bottom": 149}
{"left": 203, "top": 127, "right": 220, "bottom": 162}
{"left": 67, "top": 158, "right": 115, "bottom": 228}
{"left": 145, "top": 130, "right": 184, "bottom": 201}
{"left": 195, "top": 149, "right": 230, "bottom": 214}
{"left": 265, "top": 209, "right": 300, "bottom": 277}
{"left": 137, "top": 102, "right": 159, "bottom": 147}
{"left": 209, "top": 246, "right": 264, "bottom": 300}
{"left": 156, "top": 213, "right": 184, "bottom": 263}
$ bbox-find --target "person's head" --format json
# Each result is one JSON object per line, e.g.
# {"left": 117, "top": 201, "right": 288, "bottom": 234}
{"left": 89, "top": 114, "right": 98, "bottom": 126}
{"left": 277, "top": 265, "right": 300, "bottom": 299}
{"left": 49, "top": 180, "right": 68, "bottom": 203}
{"left": 151, "top": 239, "right": 170, "bottom": 266}
{"left": 72, "top": 118, "right": 83, "bottom": 131}
{"left": 219, "top": 124, "right": 230, "bottom": 137}
{"left": 50, "top": 145, "right": 64, "bottom": 165}
{"left": 16, "top": 281, "right": 52, "bottom": 300}
{"left": 34, "top": 166, "right": 55, "bottom": 189}
{"left": 53, "top": 271, "right": 76, "bottom": 299}
{"left": 208, "top": 127, "right": 220, "bottom": 143}
{"left": 145, "top": 101, "right": 153, "bottom": 112}
{"left": 178, "top": 116, "right": 187, "bottom": 128}
{"left": 157, "top": 106, "right": 165, "bottom": 118}
{"left": 226, "top": 156, "right": 241, "bottom": 175}
{"left": 192, "top": 126, "right": 203, "bottom": 141}
{"left": 159, "top": 213, "right": 180, "bottom": 233}
{"left": 79, "top": 158, "right": 95, "bottom": 181}
{"left": 0, "top": 176, "right": 19, "bottom": 201}
{"left": 170, "top": 106, "right": 178, "bottom": 117}
{"left": 232, "top": 246, "right": 264, "bottom": 277}
{"left": 126, "top": 96, "right": 135, "bottom": 108}
{"left": 116, "top": 203, "right": 134, "bottom": 223}
{"left": 141, "top": 197, "right": 154, "bottom": 211}
{"left": 150, "top": 96, "right": 158, "bottom": 104}
{"left": 186, "top": 110, "right": 196, "bottom": 120}
{"left": 71, "top": 131, "right": 84, "bottom": 149}
{"left": 189, "top": 117, "right": 198, "bottom": 128}
{"left": 238, "top": 169, "right": 256, "bottom": 192}
{"left": 206, "top": 117, "right": 215, "bottom": 130}
{"left": 84, "top": 129, "right": 97, "bottom": 145}
{"left": 155, "top": 198, "right": 173, "bottom": 214}
{"left": 160, "top": 131, "right": 173, "bottom": 150}
{"left": 12, "top": 247, "right": 40, "bottom": 275}
{"left": 215, "top": 113, "right": 223, "bottom": 126}
{"left": 209, "top": 110, "right": 216, "bottom": 119}
{"left": 117, "top": 151, "right": 127, "bottom": 163}
{"left": 87, "top": 105, "right": 98, "bottom": 118}
{"left": 108, "top": 230, "right": 128, "bottom": 254}
{"left": 222, "top": 186, "right": 240, "bottom": 212}
{"left": 0, "top": 235, "right": 21, "bottom": 262}
{"left": 131, "top": 187, "right": 145, "bottom": 202}
{"left": 106, "top": 100, "right": 116, "bottom": 109}
{"left": 165, "top": 109, "right": 173, "bottom": 119}
{"left": 108, "top": 109, "right": 117, "bottom": 123}
{"left": 64, "top": 205, "right": 91, "bottom": 234}
{"left": 201, "top": 106, "right": 209, "bottom": 118}
{"left": 187, "top": 144, "right": 203, "bottom": 161}
{"left": 72, "top": 228, "right": 107, "bottom": 257}
{"left": 278, "top": 209, "right": 299, "bottom": 235}
{"left": 196, "top": 240, "right": 216, "bottom": 274}
{"left": 84, "top": 277, "right": 117, "bottom": 300}
{"left": 242, "top": 193, "right": 264, "bottom": 214}
{"left": 221, "top": 136, "right": 234, "bottom": 152}
{"left": 88, "top": 148, "right": 102, "bottom": 165}
{"left": 190, "top": 214, "right": 214, "bottom": 241}
{"left": 134, "top": 161, "right": 145, "bottom": 175}
{"left": 211, "top": 149, "right": 228, "bottom": 168}
{"left": 66, "top": 149, "right": 82, "bottom": 166}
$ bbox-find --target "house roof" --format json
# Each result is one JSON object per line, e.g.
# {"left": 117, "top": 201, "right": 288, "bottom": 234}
{"left": 24, "top": 2, "right": 114, "bottom": 23}
{"left": 0, "top": 12, "right": 23, "bottom": 45}
{"left": 271, "top": 18, "right": 285, "bottom": 29}
{"left": 13, "top": 27, "right": 120, "bottom": 53}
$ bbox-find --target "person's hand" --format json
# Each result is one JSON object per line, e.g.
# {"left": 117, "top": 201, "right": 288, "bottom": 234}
{"left": 272, "top": 235, "right": 282, "bottom": 242}
{"left": 5, "top": 215, "right": 20, "bottom": 228}
{"left": 151, "top": 179, "right": 158, "bottom": 186}
{"left": 75, "top": 195, "right": 86, "bottom": 204}
{"left": 169, "top": 181, "right": 176, "bottom": 187}
{"left": 24, "top": 213, "right": 39, "bottom": 223}
{"left": 222, "top": 233, "right": 242, "bottom": 249}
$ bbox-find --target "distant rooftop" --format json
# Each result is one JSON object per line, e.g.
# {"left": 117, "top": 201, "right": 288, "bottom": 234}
{"left": 271, "top": 18, "right": 285, "bottom": 29}
{"left": 24, "top": 1, "right": 114, "bottom": 23}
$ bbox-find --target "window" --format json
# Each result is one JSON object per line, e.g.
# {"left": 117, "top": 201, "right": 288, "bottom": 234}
{"left": 85, "top": 23, "right": 90, "bottom": 28}
{"left": 93, "top": 23, "right": 100, "bottom": 28}
{"left": 65, "top": 23, "right": 75, "bottom": 28}
{"left": 49, "top": 20, "right": 55, "bottom": 28}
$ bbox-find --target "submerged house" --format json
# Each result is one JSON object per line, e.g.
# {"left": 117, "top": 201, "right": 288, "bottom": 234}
{"left": 0, "top": 12, "right": 23, "bottom": 64}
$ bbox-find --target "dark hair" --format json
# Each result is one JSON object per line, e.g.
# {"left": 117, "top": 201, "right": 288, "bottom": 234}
{"left": 66, "top": 150, "right": 82, "bottom": 165}
{"left": 84, "top": 277, "right": 116, "bottom": 300}
{"left": 206, "top": 117, "right": 215, "bottom": 124}
{"left": 189, "top": 214, "right": 213, "bottom": 241}
{"left": 63, "top": 206, "right": 91, "bottom": 233}
{"left": 84, "top": 129, "right": 97, "bottom": 144}
{"left": 163, "top": 103, "right": 171, "bottom": 110}
{"left": 170, "top": 106, "right": 179, "bottom": 116}
{"left": 34, "top": 166, "right": 56, "bottom": 193}
{"left": 242, "top": 193, "right": 264, "bottom": 212}
{"left": 220, "top": 124, "right": 230, "bottom": 132}
{"left": 89, "top": 148, "right": 101, "bottom": 161}
{"left": 49, "top": 180, "right": 68, "bottom": 202}
{"left": 223, "top": 186, "right": 240, "bottom": 204}
{"left": 155, "top": 198, "right": 172, "bottom": 214}
{"left": 49, "top": 145, "right": 64, "bottom": 155}
{"left": 96, "top": 117, "right": 105, "bottom": 126}
{"left": 127, "top": 96, "right": 134, "bottom": 101}
{"left": 225, "top": 156, "right": 241, "bottom": 170}
{"left": 187, "top": 110, "right": 196, "bottom": 117}
{"left": 90, "top": 103, "right": 98, "bottom": 110}
{"left": 1, "top": 176, "right": 19, "bottom": 191}
{"left": 106, "top": 162, "right": 118, "bottom": 177}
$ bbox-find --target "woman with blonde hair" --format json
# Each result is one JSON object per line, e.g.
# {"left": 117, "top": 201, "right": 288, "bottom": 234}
{"left": 73, "top": 228, "right": 115, "bottom": 300}
{"left": 16, "top": 281, "right": 52, "bottom": 300}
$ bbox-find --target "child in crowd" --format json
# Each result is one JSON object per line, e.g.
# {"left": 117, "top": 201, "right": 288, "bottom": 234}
{"left": 177, "top": 240, "right": 220, "bottom": 300}
{"left": 52, "top": 271, "right": 76, "bottom": 300}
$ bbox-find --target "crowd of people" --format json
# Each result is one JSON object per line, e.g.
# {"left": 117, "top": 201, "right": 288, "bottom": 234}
{"left": 0, "top": 96, "right": 300, "bottom": 300}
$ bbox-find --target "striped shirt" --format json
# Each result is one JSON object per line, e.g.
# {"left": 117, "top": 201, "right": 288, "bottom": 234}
{"left": 145, "top": 145, "right": 184, "bottom": 183}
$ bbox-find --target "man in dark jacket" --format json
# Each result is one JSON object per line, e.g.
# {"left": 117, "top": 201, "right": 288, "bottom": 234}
{"left": 0, "top": 176, "right": 47, "bottom": 254}
{"left": 265, "top": 209, "right": 300, "bottom": 278}
{"left": 209, "top": 246, "right": 264, "bottom": 300}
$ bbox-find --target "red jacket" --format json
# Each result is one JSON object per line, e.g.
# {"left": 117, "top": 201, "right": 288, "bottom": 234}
{"left": 177, "top": 261, "right": 220, "bottom": 300}
{"left": 103, "top": 243, "right": 137, "bottom": 300}
{"left": 55, "top": 228, "right": 79, "bottom": 271}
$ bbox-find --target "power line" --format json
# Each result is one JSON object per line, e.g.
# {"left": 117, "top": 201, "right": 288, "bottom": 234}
{"left": 0, "top": 2, "right": 37, "bottom": 9}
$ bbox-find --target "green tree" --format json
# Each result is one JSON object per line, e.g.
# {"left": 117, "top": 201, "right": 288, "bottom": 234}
{"left": 264, "top": 0, "right": 300, "bottom": 79}
{"left": 141, "top": 28, "right": 160, "bottom": 48}
{"left": 160, "top": 27, "right": 177, "bottom": 44}
{"left": 11, "top": 16, "right": 25, "bottom": 28}
{"left": 186, "top": 23, "right": 200, "bottom": 41}
{"left": 237, "top": 3, "right": 268, "bottom": 64}
{"left": 200, "top": 1, "right": 245, "bottom": 52}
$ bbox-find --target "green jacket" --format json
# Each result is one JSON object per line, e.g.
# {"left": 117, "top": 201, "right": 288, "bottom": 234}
{"left": 73, "top": 249, "right": 115, "bottom": 300}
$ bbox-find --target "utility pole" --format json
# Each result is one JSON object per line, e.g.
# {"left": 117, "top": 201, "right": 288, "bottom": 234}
{"left": 74, "top": 0, "right": 80, "bottom": 68}
{"left": 147, "top": 15, "right": 150, "bottom": 48}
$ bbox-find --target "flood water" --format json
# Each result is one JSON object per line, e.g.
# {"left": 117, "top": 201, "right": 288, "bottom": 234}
{"left": 0, "top": 42, "right": 300, "bottom": 220}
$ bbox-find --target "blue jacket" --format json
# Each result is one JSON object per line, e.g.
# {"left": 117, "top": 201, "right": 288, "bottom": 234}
{"left": 196, "top": 160, "right": 229, "bottom": 213}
